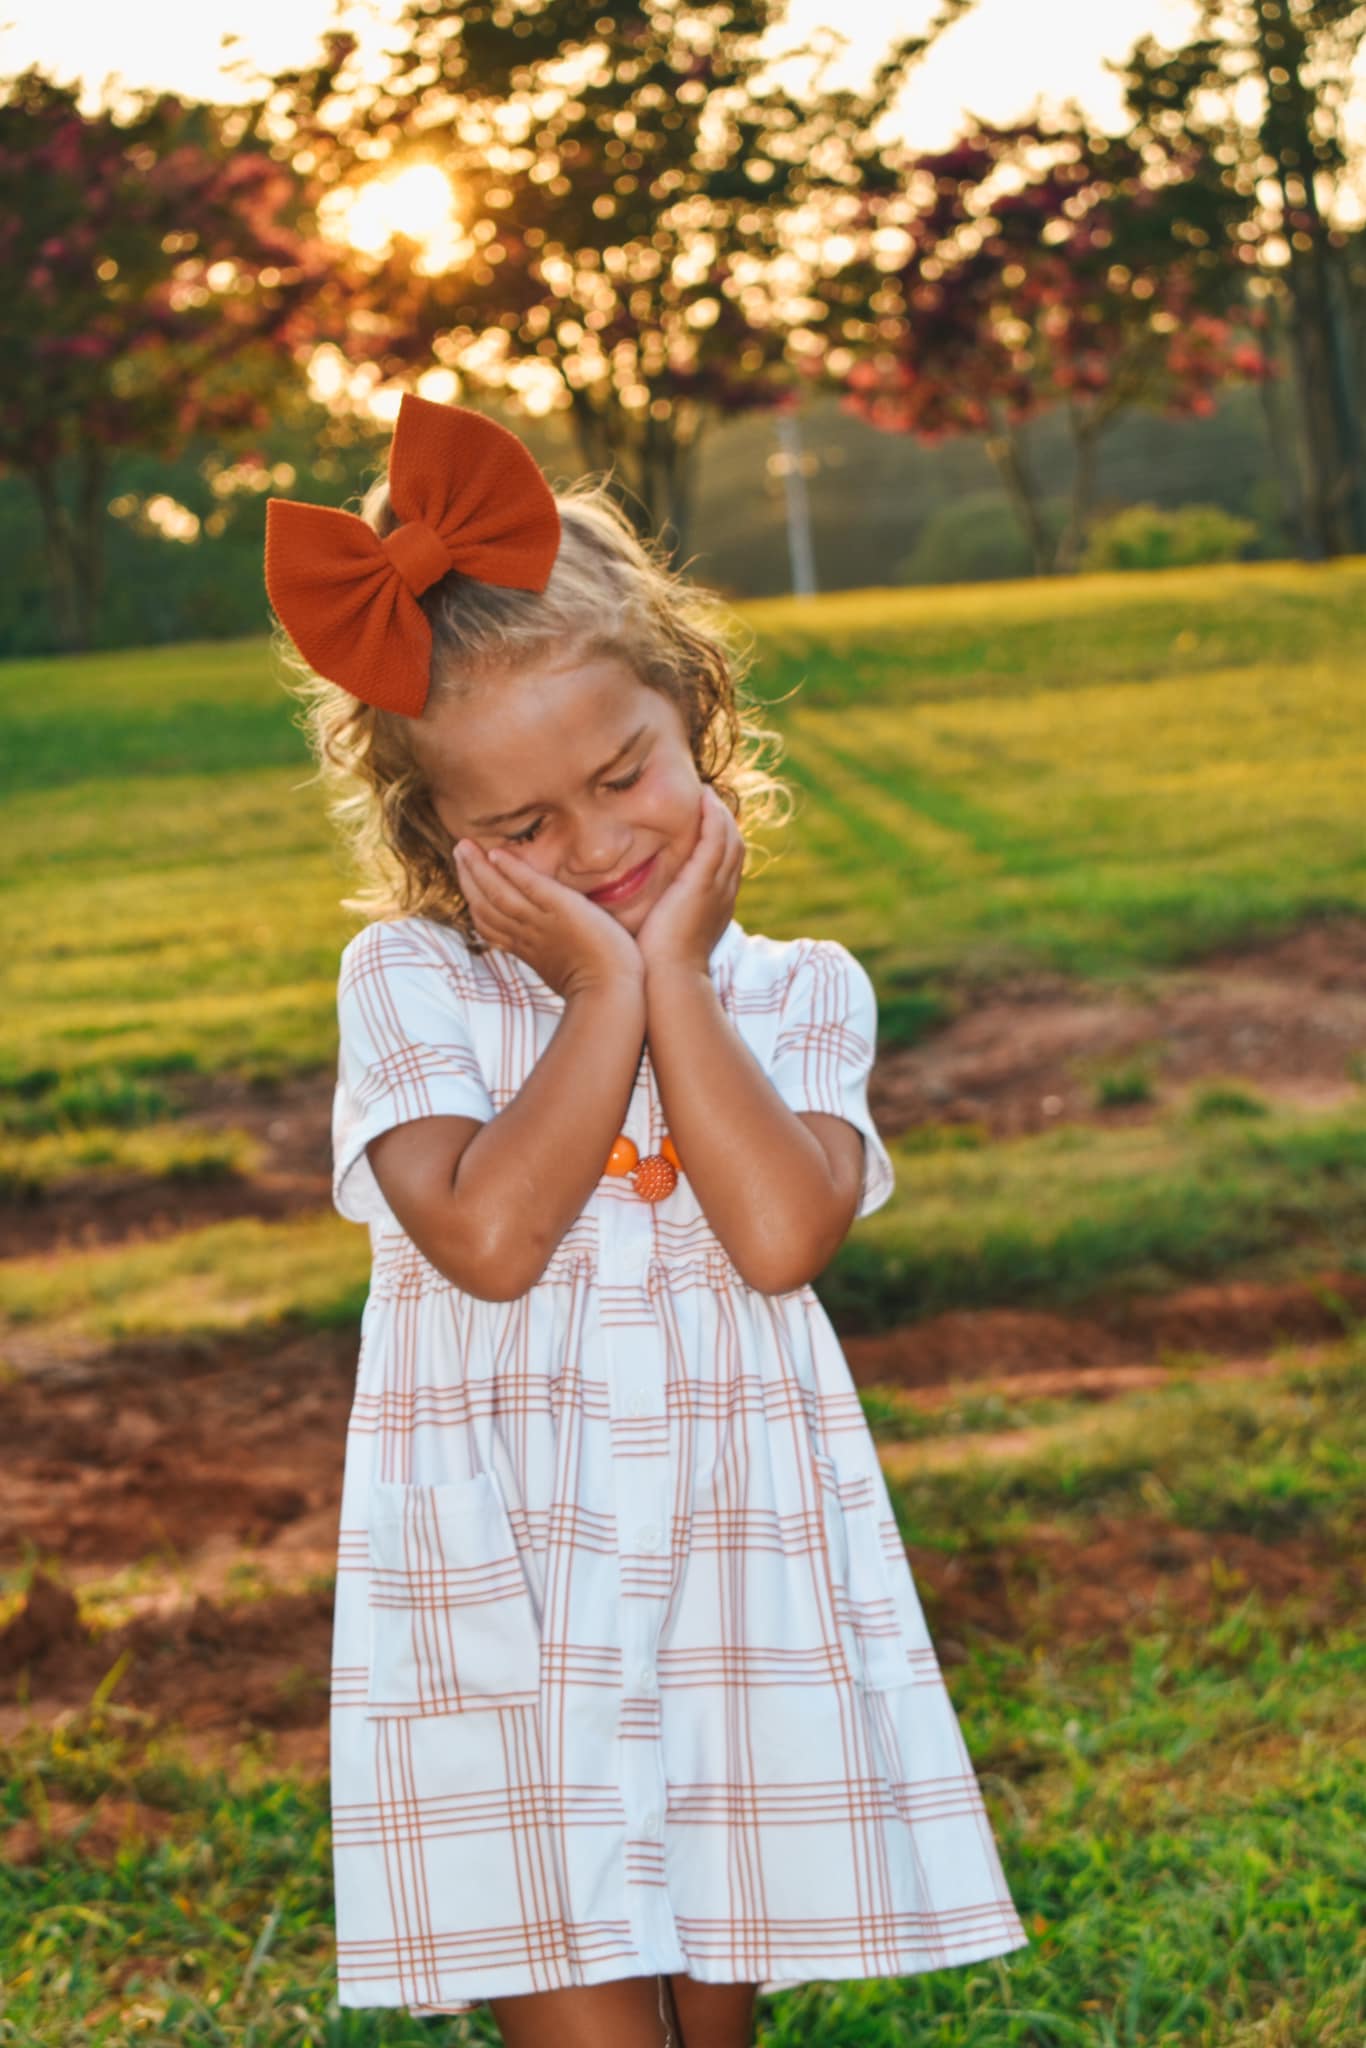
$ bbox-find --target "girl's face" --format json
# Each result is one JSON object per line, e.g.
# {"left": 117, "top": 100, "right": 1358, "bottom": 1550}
{"left": 417, "top": 650, "right": 705, "bottom": 930}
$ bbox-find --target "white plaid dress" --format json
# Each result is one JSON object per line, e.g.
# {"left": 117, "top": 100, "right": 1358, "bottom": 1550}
{"left": 328, "top": 913, "right": 1028, "bottom": 2014}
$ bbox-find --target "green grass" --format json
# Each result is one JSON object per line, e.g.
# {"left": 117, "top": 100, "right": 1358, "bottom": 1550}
{"left": 3, "top": 560, "right": 1365, "bottom": 1097}
{"left": 741, "top": 561, "right": 1366, "bottom": 708}
{"left": 1093, "top": 1064, "right": 1155, "bottom": 1109}
{"left": 1, "top": 1336, "right": 1361, "bottom": 2046}
{"left": 879, "top": 1339, "right": 1366, "bottom": 1555}
{"left": 823, "top": 1098, "right": 1366, "bottom": 1332}
{"left": 4, "top": 562, "right": 1366, "bottom": 2041}
{"left": 0, "top": 1123, "right": 260, "bottom": 1199}
{"left": 3, "top": 1097, "right": 1363, "bottom": 1343}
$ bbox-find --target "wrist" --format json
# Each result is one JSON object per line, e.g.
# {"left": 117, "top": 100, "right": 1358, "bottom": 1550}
{"left": 644, "top": 958, "right": 714, "bottom": 996}
{"left": 564, "top": 967, "right": 647, "bottom": 1005}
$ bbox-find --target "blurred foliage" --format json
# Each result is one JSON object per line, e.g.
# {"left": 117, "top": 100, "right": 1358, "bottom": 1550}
{"left": 0, "top": 385, "right": 1296, "bottom": 654}
{"left": 0, "top": 69, "right": 342, "bottom": 651}
{"left": 895, "top": 491, "right": 1072, "bottom": 586}
{"left": 1082, "top": 501, "right": 1260, "bottom": 572}
{"left": 839, "top": 113, "right": 1274, "bottom": 576}
{"left": 1115, "top": 4, "right": 1366, "bottom": 559}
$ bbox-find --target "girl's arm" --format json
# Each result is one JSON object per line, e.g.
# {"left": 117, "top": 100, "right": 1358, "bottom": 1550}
{"left": 367, "top": 973, "right": 647, "bottom": 1300}
{"left": 645, "top": 961, "right": 865, "bottom": 1294}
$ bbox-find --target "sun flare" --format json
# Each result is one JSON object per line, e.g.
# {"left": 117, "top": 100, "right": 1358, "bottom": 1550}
{"left": 326, "top": 162, "right": 464, "bottom": 272}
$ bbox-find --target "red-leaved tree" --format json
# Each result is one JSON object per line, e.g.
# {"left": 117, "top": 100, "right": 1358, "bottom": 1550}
{"left": 828, "top": 115, "right": 1276, "bottom": 573}
{"left": 0, "top": 68, "right": 336, "bottom": 647}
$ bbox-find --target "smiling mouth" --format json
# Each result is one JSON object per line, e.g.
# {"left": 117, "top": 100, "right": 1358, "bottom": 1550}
{"left": 587, "top": 852, "right": 657, "bottom": 904}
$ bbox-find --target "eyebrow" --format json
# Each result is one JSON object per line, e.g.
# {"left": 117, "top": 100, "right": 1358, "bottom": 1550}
{"left": 469, "top": 725, "right": 650, "bottom": 827}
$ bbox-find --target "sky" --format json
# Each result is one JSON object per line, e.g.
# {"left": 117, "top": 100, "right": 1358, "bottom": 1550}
{"left": 0, "top": 0, "right": 1206, "bottom": 145}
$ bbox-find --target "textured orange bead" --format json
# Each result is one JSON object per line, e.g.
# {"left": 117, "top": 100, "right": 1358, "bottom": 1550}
{"left": 660, "top": 1134, "right": 681, "bottom": 1171}
{"left": 631, "top": 1154, "right": 678, "bottom": 1202}
{"left": 604, "top": 1134, "right": 639, "bottom": 1177}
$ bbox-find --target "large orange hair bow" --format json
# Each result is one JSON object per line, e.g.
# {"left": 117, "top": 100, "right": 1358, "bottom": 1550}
{"left": 264, "top": 393, "right": 561, "bottom": 718}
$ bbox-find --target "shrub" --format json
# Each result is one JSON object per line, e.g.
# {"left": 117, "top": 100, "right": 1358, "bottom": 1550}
{"left": 896, "top": 491, "right": 1070, "bottom": 586}
{"left": 1082, "top": 501, "right": 1259, "bottom": 572}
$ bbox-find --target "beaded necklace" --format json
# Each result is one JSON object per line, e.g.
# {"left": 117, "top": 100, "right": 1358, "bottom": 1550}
{"left": 604, "top": 1132, "right": 680, "bottom": 1202}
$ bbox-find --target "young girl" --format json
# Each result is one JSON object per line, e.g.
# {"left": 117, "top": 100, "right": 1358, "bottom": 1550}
{"left": 265, "top": 394, "right": 1028, "bottom": 2048}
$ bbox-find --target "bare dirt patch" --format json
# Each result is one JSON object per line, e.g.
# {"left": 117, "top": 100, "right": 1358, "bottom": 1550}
{"left": 869, "top": 914, "right": 1366, "bottom": 1139}
{"left": 840, "top": 1270, "right": 1366, "bottom": 1392}
{"left": 1, "top": 1074, "right": 334, "bottom": 1258}
{"left": 917, "top": 1511, "right": 1362, "bottom": 1664}
{"left": 875, "top": 1343, "right": 1340, "bottom": 1477}
{"left": 0, "top": 1324, "right": 353, "bottom": 1570}
{"left": 0, "top": 1272, "right": 1360, "bottom": 1775}
{"left": 0, "top": 1569, "right": 334, "bottom": 1782}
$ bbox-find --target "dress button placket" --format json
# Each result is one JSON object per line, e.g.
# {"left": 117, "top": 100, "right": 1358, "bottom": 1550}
{"left": 604, "top": 1113, "right": 678, "bottom": 1962}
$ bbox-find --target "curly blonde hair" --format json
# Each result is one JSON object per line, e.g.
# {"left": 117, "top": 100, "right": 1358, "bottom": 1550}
{"left": 274, "top": 453, "right": 795, "bottom": 952}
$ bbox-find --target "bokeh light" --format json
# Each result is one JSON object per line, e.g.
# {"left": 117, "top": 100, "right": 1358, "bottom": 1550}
{"left": 320, "top": 162, "right": 466, "bottom": 274}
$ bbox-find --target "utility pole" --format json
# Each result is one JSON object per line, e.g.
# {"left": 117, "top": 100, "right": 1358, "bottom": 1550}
{"left": 771, "top": 411, "right": 818, "bottom": 598}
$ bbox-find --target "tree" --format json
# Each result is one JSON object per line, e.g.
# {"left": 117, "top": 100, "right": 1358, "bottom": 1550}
{"left": 1115, "top": 1, "right": 1366, "bottom": 558}
{"left": 0, "top": 68, "right": 332, "bottom": 649}
{"left": 828, "top": 115, "right": 1275, "bottom": 574}
{"left": 257, "top": 1, "right": 977, "bottom": 562}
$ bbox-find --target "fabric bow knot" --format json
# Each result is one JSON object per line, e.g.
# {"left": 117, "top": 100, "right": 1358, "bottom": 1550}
{"left": 264, "top": 392, "right": 561, "bottom": 719}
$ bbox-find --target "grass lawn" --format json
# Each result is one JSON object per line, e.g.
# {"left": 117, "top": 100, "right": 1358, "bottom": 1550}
{"left": 2, "top": 1334, "right": 1361, "bottom": 2046}
{"left": 3, "top": 560, "right": 1365, "bottom": 2045}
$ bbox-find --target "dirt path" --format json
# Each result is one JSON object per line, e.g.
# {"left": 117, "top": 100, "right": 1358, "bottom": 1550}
{"left": 869, "top": 916, "right": 1366, "bottom": 1139}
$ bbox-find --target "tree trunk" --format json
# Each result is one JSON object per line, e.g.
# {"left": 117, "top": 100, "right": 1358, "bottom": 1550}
{"left": 566, "top": 387, "right": 619, "bottom": 488}
{"left": 1284, "top": 242, "right": 1365, "bottom": 557}
{"left": 28, "top": 462, "right": 84, "bottom": 653}
{"left": 1280, "top": 261, "right": 1339, "bottom": 560}
{"left": 667, "top": 422, "right": 704, "bottom": 574}
{"left": 983, "top": 414, "right": 1052, "bottom": 574}
{"left": 1257, "top": 0, "right": 1366, "bottom": 557}
{"left": 566, "top": 384, "right": 699, "bottom": 568}
{"left": 1257, "top": 286, "right": 1313, "bottom": 558}
{"left": 26, "top": 443, "right": 109, "bottom": 652}
{"left": 1053, "top": 401, "right": 1101, "bottom": 575}
{"left": 76, "top": 440, "right": 107, "bottom": 649}
{"left": 640, "top": 413, "right": 699, "bottom": 569}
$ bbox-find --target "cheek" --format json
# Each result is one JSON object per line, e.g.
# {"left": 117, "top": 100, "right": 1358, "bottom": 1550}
{"left": 646, "top": 755, "right": 702, "bottom": 829}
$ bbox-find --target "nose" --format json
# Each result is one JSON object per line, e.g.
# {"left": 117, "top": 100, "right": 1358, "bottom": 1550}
{"left": 565, "top": 816, "right": 634, "bottom": 882}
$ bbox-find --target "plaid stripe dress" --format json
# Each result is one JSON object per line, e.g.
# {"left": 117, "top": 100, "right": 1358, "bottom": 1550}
{"left": 328, "top": 913, "right": 1028, "bottom": 2014}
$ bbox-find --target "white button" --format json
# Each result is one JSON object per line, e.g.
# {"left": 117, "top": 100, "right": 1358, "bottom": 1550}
{"left": 626, "top": 1388, "right": 649, "bottom": 1416}
{"left": 636, "top": 1523, "right": 662, "bottom": 1552}
{"left": 636, "top": 1666, "right": 655, "bottom": 1692}
{"left": 640, "top": 1809, "right": 661, "bottom": 1837}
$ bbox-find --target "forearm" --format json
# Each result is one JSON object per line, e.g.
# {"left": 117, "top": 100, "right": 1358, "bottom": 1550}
{"left": 456, "top": 976, "right": 647, "bottom": 1294}
{"left": 645, "top": 964, "right": 838, "bottom": 1292}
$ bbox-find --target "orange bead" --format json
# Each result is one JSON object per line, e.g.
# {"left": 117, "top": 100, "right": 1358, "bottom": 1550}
{"left": 631, "top": 1155, "right": 678, "bottom": 1202}
{"left": 661, "top": 1134, "right": 680, "bottom": 1171}
{"left": 604, "top": 1134, "right": 639, "bottom": 1177}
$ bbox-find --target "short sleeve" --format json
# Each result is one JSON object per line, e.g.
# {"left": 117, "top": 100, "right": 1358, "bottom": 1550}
{"left": 766, "top": 939, "right": 896, "bottom": 1220}
{"left": 331, "top": 921, "right": 495, "bottom": 1225}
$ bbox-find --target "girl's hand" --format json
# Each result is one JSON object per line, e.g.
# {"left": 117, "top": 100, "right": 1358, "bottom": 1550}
{"left": 635, "top": 785, "right": 744, "bottom": 978}
{"left": 453, "top": 840, "right": 644, "bottom": 1000}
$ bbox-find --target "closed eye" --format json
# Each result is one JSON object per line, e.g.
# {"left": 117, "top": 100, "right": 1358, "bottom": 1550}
{"left": 505, "top": 763, "right": 645, "bottom": 845}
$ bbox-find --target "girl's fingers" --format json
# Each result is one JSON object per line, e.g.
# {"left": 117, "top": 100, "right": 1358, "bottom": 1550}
{"left": 488, "top": 848, "right": 548, "bottom": 897}
{"left": 464, "top": 847, "right": 533, "bottom": 913}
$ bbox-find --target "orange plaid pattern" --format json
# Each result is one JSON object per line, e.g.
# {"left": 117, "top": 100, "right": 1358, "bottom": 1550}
{"left": 328, "top": 917, "right": 1028, "bottom": 2013}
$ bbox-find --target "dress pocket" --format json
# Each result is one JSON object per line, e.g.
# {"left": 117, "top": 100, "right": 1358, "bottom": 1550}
{"left": 832, "top": 1485, "right": 922, "bottom": 1692}
{"left": 364, "top": 1471, "right": 541, "bottom": 1716}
